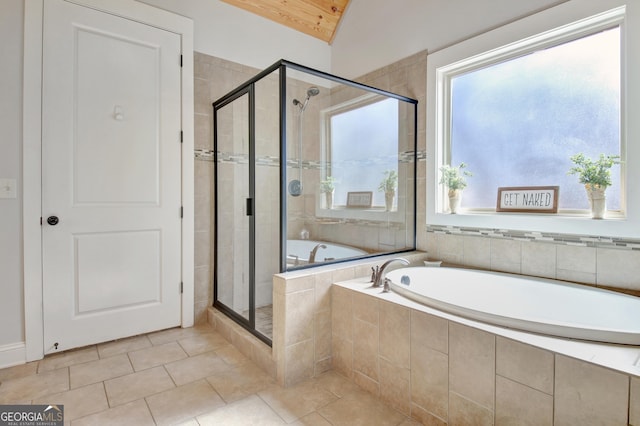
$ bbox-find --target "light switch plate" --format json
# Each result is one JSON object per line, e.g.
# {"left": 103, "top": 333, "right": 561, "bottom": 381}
{"left": 0, "top": 178, "right": 17, "bottom": 199}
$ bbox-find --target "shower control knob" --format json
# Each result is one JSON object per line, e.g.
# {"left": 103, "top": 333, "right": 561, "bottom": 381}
{"left": 47, "top": 216, "right": 59, "bottom": 226}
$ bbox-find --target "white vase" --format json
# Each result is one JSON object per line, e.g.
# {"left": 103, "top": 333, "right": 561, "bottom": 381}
{"left": 385, "top": 191, "right": 395, "bottom": 211}
{"left": 585, "top": 184, "right": 606, "bottom": 219}
{"left": 448, "top": 189, "right": 462, "bottom": 214}
{"left": 325, "top": 191, "right": 334, "bottom": 209}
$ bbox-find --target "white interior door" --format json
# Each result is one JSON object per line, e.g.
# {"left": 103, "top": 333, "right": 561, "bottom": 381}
{"left": 42, "top": 0, "right": 183, "bottom": 354}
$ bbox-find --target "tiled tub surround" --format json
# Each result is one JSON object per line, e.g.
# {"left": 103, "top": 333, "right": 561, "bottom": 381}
{"left": 426, "top": 225, "right": 640, "bottom": 297}
{"left": 332, "top": 277, "right": 640, "bottom": 425}
{"left": 208, "top": 252, "right": 427, "bottom": 388}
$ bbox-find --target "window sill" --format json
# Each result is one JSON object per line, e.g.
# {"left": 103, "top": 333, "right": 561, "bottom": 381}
{"left": 427, "top": 209, "right": 630, "bottom": 239}
{"left": 316, "top": 206, "right": 406, "bottom": 223}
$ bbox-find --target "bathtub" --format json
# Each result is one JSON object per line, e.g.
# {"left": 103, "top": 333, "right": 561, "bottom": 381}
{"left": 385, "top": 267, "right": 640, "bottom": 345}
{"left": 286, "top": 239, "right": 367, "bottom": 266}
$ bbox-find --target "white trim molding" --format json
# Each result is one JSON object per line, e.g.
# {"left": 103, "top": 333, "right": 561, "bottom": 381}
{"left": 0, "top": 342, "right": 27, "bottom": 370}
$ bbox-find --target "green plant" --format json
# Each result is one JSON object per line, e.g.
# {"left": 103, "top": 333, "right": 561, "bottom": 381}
{"left": 439, "top": 162, "right": 472, "bottom": 191}
{"left": 320, "top": 176, "right": 336, "bottom": 193}
{"left": 568, "top": 153, "right": 620, "bottom": 188}
{"left": 378, "top": 170, "right": 398, "bottom": 193}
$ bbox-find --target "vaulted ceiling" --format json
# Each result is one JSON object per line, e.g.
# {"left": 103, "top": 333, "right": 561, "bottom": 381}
{"left": 220, "top": 0, "right": 350, "bottom": 43}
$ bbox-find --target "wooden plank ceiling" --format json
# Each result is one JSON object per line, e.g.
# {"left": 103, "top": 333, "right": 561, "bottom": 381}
{"left": 220, "top": 0, "right": 350, "bottom": 43}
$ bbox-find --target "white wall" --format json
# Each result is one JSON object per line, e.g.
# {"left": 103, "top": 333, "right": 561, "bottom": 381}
{"left": 331, "top": 0, "right": 566, "bottom": 79}
{"left": 137, "top": 0, "right": 332, "bottom": 73}
{"left": 0, "top": 0, "right": 25, "bottom": 347}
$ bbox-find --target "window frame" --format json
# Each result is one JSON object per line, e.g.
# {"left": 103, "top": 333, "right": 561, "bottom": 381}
{"left": 426, "top": 0, "right": 640, "bottom": 238}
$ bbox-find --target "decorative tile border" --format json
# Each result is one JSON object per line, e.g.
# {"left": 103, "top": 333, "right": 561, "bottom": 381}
{"left": 194, "top": 149, "right": 214, "bottom": 161}
{"left": 194, "top": 149, "right": 426, "bottom": 166}
{"left": 427, "top": 224, "right": 640, "bottom": 250}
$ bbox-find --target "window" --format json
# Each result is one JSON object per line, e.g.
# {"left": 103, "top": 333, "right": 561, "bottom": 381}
{"left": 450, "top": 27, "right": 621, "bottom": 211}
{"left": 427, "top": 1, "right": 640, "bottom": 238}
{"left": 325, "top": 96, "right": 398, "bottom": 208}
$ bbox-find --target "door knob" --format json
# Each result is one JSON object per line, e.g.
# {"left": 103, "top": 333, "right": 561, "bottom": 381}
{"left": 47, "top": 216, "right": 59, "bottom": 226}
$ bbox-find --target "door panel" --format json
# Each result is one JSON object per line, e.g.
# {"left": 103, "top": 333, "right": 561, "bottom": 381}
{"left": 74, "top": 26, "right": 160, "bottom": 205}
{"left": 75, "top": 230, "right": 161, "bottom": 314}
{"left": 42, "top": 0, "right": 182, "bottom": 353}
{"left": 215, "top": 93, "right": 251, "bottom": 320}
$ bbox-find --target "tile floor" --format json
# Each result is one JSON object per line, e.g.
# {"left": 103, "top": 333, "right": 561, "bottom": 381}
{"left": 0, "top": 324, "right": 419, "bottom": 425}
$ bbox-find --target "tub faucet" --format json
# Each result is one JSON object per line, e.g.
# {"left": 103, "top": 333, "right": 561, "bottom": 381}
{"left": 372, "top": 257, "right": 410, "bottom": 288}
{"left": 308, "top": 244, "right": 327, "bottom": 263}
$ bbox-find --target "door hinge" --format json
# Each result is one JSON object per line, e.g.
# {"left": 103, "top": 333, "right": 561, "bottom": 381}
{"left": 180, "top": 130, "right": 183, "bottom": 143}
{"left": 180, "top": 206, "right": 183, "bottom": 218}
{"left": 180, "top": 54, "right": 183, "bottom": 67}
{"left": 40, "top": 217, "right": 42, "bottom": 226}
{"left": 180, "top": 282, "right": 183, "bottom": 294}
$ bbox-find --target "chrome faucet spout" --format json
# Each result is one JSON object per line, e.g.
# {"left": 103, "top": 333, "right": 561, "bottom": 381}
{"left": 308, "top": 244, "right": 327, "bottom": 264}
{"left": 373, "top": 257, "right": 410, "bottom": 288}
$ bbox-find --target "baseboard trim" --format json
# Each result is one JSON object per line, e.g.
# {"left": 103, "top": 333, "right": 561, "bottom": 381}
{"left": 0, "top": 342, "right": 26, "bottom": 369}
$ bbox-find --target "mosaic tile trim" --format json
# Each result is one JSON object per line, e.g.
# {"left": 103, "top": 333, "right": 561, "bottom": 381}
{"left": 194, "top": 149, "right": 214, "bottom": 161}
{"left": 427, "top": 224, "right": 640, "bottom": 250}
{"left": 195, "top": 149, "right": 426, "bottom": 165}
{"left": 290, "top": 215, "right": 408, "bottom": 228}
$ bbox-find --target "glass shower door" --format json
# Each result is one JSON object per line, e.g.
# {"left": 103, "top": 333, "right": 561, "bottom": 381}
{"left": 214, "top": 90, "right": 252, "bottom": 322}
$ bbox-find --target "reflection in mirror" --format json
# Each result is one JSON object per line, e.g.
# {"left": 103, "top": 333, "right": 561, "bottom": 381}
{"left": 285, "top": 68, "right": 417, "bottom": 270}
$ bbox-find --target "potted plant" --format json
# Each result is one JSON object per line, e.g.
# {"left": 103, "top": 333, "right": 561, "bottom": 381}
{"left": 439, "top": 162, "right": 472, "bottom": 214}
{"left": 568, "top": 153, "right": 620, "bottom": 219}
{"left": 320, "top": 176, "right": 336, "bottom": 209}
{"left": 378, "top": 170, "right": 398, "bottom": 211}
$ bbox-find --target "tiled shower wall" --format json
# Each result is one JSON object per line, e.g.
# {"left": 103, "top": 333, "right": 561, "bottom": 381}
{"left": 193, "top": 53, "right": 264, "bottom": 323}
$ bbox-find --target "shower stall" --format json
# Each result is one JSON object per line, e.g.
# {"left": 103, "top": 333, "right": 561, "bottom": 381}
{"left": 212, "top": 60, "right": 417, "bottom": 344}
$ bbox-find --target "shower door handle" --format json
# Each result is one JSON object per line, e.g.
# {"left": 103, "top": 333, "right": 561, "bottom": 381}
{"left": 246, "top": 198, "right": 253, "bottom": 216}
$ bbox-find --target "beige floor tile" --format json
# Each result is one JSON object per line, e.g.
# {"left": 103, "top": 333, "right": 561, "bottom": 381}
{"left": 206, "top": 361, "right": 274, "bottom": 403}
{"left": 0, "top": 368, "right": 69, "bottom": 404}
{"left": 165, "top": 351, "right": 228, "bottom": 386}
{"left": 72, "top": 399, "right": 155, "bottom": 426}
{"left": 317, "top": 389, "right": 407, "bottom": 426}
{"left": 258, "top": 380, "right": 338, "bottom": 423}
{"left": 291, "top": 412, "right": 332, "bottom": 426}
{"left": 214, "top": 344, "right": 251, "bottom": 367}
{"left": 178, "top": 331, "right": 229, "bottom": 356}
{"left": 70, "top": 354, "right": 133, "bottom": 389}
{"left": 33, "top": 382, "right": 109, "bottom": 423}
{"left": 0, "top": 361, "right": 39, "bottom": 382}
{"left": 398, "top": 418, "right": 424, "bottom": 426}
{"left": 97, "top": 335, "right": 152, "bottom": 359}
{"left": 128, "top": 341, "right": 188, "bottom": 371}
{"left": 146, "top": 379, "right": 225, "bottom": 426}
{"left": 147, "top": 325, "right": 213, "bottom": 346}
{"left": 312, "top": 371, "right": 362, "bottom": 398}
{"left": 197, "top": 394, "right": 285, "bottom": 425}
{"left": 172, "top": 419, "right": 200, "bottom": 426}
{"left": 104, "top": 366, "right": 175, "bottom": 407}
{"left": 38, "top": 347, "right": 99, "bottom": 373}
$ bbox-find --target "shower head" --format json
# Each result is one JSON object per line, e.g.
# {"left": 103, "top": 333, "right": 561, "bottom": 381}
{"left": 293, "top": 87, "right": 320, "bottom": 111}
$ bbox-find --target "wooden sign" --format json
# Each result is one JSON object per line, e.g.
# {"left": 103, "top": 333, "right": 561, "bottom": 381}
{"left": 346, "top": 191, "right": 373, "bottom": 208}
{"left": 496, "top": 186, "right": 559, "bottom": 213}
